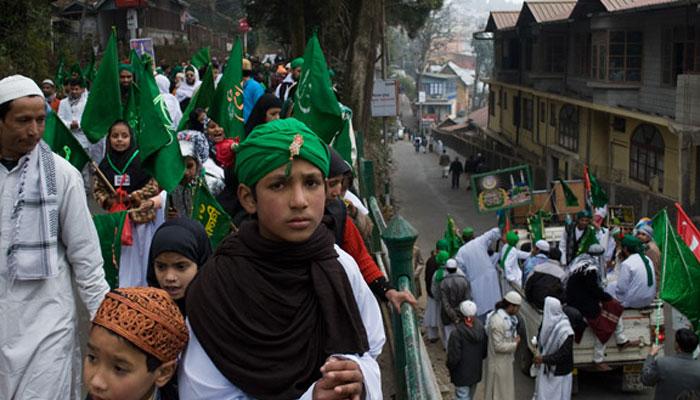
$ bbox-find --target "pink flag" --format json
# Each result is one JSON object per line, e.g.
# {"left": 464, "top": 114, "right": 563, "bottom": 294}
{"left": 675, "top": 202, "right": 700, "bottom": 262}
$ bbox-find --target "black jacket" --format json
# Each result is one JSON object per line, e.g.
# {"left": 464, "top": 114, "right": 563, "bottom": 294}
{"left": 449, "top": 160, "right": 464, "bottom": 175}
{"left": 525, "top": 272, "right": 564, "bottom": 310}
{"left": 425, "top": 254, "right": 438, "bottom": 298}
{"left": 446, "top": 319, "right": 488, "bottom": 386}
{"left": 540, "top": 334, "right": 574, "bottom": 376}
{"left": 565, "top": 268, "right": 611, "bottom": 319}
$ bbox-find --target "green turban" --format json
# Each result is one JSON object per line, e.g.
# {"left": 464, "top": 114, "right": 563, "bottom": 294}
{"left": 462, "top": 227, "right": 474, "bottom": 239}
{"left": 291, "top": 57, "right": 304, "bottom": 69}
{"left": 436, "top": 239, "right": 448, "bottom": 251}
{"left": 435, "top": 250, "right": 450, "bottom": 266}
{"left": 506, "top": 231, "right": 519, "bottom": 246}
{"left": 235, "top": 118, "right": 330, "bottom": 187}
{"left": 576, "top": 209, "right": 592, "bottom": 219}
{"left": 119, "top": 64, "right": 134, "bottom": 74}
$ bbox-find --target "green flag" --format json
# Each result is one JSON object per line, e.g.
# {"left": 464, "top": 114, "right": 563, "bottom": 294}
{"left": 331, "top": 106, "right": 354, "bottom": 164}
{"left": 191, "top": 181, "right": 232, "bottom": 248}
{"left": 293, "top": 33, "right": 343, "bottom": 144}
{"left": 443, "top": 216, "right": 463, "bottom": 257}
{"left": 43, "top": 113, "right": 91, "bottom": 171}
{"left": 136, "top": 61, "right": 185, "bottom": 192}
{"left": 528, "top": 212, "right": 544, "bottom": 242}
{"left": 653, "top": 209, "right": 700, "bottom": 333}
{"left": 82, "top": 30, "right": 122, "bottom": 143}
{"left": 123, "top": 83, "right": 140, "bottom": 132}
{"left": 93, "top": 211, "right": 127, "bottom": 289}
{"left": 177, "top": 64, "right": 216, "bottom": 132}
{"left": 70, "top": 62, "right": 83, "bottom": 81}
{"left": 559, "top": 179, "right": 579, "bottom": 207}
{"left": 55, "top": 56, "right": 66, "bottom": 92}
{"left": 191, "top": 47, "right": 211, "bottom": 70}
{"left": 210, "top": 38, "right": 244, "bottom": 139}
{"left": 589, "top": 171, "right": 608, "bottom": 208}
{"left": 575, "top": 225, "right": 599, "bottom": 256}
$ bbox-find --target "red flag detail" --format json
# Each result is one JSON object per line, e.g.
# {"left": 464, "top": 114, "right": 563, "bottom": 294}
{"left": 675, "top": 202, "right": 700, "bottom": 262}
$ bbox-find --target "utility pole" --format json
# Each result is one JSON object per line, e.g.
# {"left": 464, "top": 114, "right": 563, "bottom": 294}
{"left": 381, "top": 0, "right": 389, "bottom": 144}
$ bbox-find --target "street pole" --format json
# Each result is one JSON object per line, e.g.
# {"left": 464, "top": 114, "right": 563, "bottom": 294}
{"left": 381, "top": 0, "right": 388, "bottom": 144}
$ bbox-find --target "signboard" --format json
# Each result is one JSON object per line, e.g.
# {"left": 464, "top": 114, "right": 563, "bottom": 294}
{"left": 418, "top": 91, "right": 426, "bottom": 103}
{"left": 471, "top": 165, "right": 533, "bottom": 213}
{"left": 116, "top": 0, "right": 146, "bottom": 8}
{"left": 552, "top": 180, "right": 585, "bottom": 215}
{"left": 608, "top": 205, "right": 635, "bottom": 227}
{"left": 371, "top": 79, "right": 398, "bottom": 117}
{"left": 129, "top": 38, "right": 155, "bottom": 64}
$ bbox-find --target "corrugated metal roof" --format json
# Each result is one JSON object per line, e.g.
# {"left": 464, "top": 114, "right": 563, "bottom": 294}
{"left": 491, "top": 11, "right": 521, "bottom": 30}
{"left": 524, "top": 1, "right": 577, "bottom": 23}
{"left": 600, "top": 0, "right": 681, "bottom": 12}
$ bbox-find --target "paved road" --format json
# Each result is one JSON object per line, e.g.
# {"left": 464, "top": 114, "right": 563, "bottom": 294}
{"left": 389, "top": 139, "right": 654, "bottom": 399}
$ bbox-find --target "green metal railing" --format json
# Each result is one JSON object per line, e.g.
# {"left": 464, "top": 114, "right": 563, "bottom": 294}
{"left": 360, "top": 157, "right": 441, "bottom": 399}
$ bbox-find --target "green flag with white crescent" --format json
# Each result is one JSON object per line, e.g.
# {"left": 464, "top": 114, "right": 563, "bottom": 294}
{"left": 293, "top": 33, "right": 343, "bottom": 144}
{"left": 191, "top": 180, "right": 232, "bottom": 248}
{"left": 210, "top": 37, "right": 244, "bottom": 139}
{"left": 43, "top": 112, "right": 91, "bottom": 171}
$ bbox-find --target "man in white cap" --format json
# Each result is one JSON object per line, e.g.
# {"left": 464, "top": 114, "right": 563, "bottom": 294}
{"left": 0, "top": 75, "right": 109, "bottom": 398}
{"left": 40, "top": 79, "right": 61, "bottom": 113}
{"left": 447, "top": 300, "right": 487, "bottom": 400}
{"left": 523, "top": 239, "right": 550, "bottom": 284}
{"left": 484, "top": 290, "right": 522, "bottom": 400}
{"left": 439, "top": 258, "right": 472, "bottom": 348}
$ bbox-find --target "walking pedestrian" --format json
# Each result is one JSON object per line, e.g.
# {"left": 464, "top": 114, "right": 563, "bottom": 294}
{"left": 439, "top": 149, "right": 450, "bottom": 179}
{"left": 425, "top": 250, "right": 450, "bottom": 343}
{"left": 449, "top": 156, "right": 464, "bottom": 189}
{"left": 0, "top": 74, "right": 109, "bottom": 399}
{"left": 532, "top": 297, "right": 574, "bottom": 400}
{"left": 484, "top": 291, "right": 522, "bottom": 400}
{"left": 446, "top": 300, "right": 487, "bottom": 400}
{"left": 424, "top": 242, "right": 449, "bottom": 342}
{"left": 439, "top": 259, "right": 472, "bottom": 349}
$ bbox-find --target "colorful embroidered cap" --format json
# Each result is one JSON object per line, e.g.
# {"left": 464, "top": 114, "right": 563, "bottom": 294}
{"left": 92, "top": 287, "right": 189, "bottom": 362}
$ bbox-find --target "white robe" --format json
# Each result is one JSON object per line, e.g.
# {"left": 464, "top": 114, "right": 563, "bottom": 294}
{"left": 614, "top": 253, "right": 656, "bottom": 308}
{"left": 57, "top": 92, "right": 105, "bottom": 163}
{"left": 455, "top": 227, "right": 502, "bottom": 316}
{"left": 0, "top": 152, "right": 109, "bottom": 399}
{"left": 176, "top": 80, "right": 202, "bottom": 103}
{"left": 498, "top": 244, "right": 530, "bottom": 288}
{"left": 178, "top": 245, "right": 385, "bottom": 399}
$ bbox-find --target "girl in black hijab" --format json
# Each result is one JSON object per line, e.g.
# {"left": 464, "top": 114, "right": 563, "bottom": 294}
{"left": 243, "top": 93, "right": 282, "bottom": 136}
{"left": 94, "top": 120, "right": 160, "bottom": 223}
{"left": 146, "top": 217, "right": 212, "bottom": 316}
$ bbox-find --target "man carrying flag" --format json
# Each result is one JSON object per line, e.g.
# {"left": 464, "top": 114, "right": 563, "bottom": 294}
{"left": 559, "top": 210, "right": 597, "bottom": 265}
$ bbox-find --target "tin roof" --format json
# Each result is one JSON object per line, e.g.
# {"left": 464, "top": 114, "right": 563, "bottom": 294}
{"left": 599, "top": 0, "right": 681, "bottom": 11}
{"left": 485, "top": 11, "right": 521, "bottom": 32}
{"left": 523, "top": 1, "right": 577, "bottom": 23}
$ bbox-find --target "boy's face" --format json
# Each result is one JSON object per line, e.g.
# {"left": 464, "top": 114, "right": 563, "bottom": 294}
{"left": 238, "top": 159, "right": 326, "bottom": 243}
{"left": 207, "top": 121, "right": 225, "bottom": 143}
{"left": 84, "top": 325, "right": 175, "bottom": 400}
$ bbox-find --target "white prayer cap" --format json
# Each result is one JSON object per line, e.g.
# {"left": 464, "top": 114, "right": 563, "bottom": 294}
{"left": 535, "top": 240, "right": 550, "bottom": 253}
{"left": 0, "top": 75, "right": 44, "bottom": 105}
{"left": 445, "top": 258, "right": 458, "bottom": 270}
{"left": 41, "top": 79, "right": 55, "bottom": 87}
{"left": 459, "top": 300, "right": 477, "bottom": 317}
{"left": 504, "top": 290, "right": 522, "bottom": 306}
{"left": 587, "top": 244, "right": 605, "bottom": 256}
{"left": 178, "top": 140, "right": 195, "bottom": 159}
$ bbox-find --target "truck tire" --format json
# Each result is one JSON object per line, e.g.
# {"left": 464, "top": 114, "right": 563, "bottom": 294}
{"left": 516, "top": 339, "right": 534, "bottom": 376}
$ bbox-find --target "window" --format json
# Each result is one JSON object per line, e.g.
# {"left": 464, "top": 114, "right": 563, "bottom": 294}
{"left": 612, "top": 117, "right": 626, "bottom": 132}
{"left": 549, "top": 103, "right": 556, "bottom": 127}
{"left": 661, "top": 26, "right": 699, "bottom": 86}
{"left": 524, "top": 39, "right": 533, "bottom": 72}
{"left": 591, "top": 31, "right": 607, "bottom": 80}
{"left": 489, "top": 91, "right": 495, "bottom": 116}
{"left": 544, "top": 36, "right": 567, "bottom": 73}
{"left": 503, "top": 37, "right": 520, "bottom": 70}
{"left": 558, "top": 105, "right": 579, "bottom": 152}
{"left": 574, "top": 33, "right": 591, "bottom": 76}
{"left": 540, "top": 101, "right": 545, "bottom": 123}
{"left": 523, "top": 98, "right": 534, "bottom": 131}
{"left": 513, "top": 95, "right": 520, "bottom": 127}
{"left": 609, "top": 31, "right": 642, "bottom": 82}
{"left": 630, "top": 124, "right": 664, "bottom": 191}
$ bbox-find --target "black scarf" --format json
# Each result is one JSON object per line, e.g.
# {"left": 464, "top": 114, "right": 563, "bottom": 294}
{"left": 147, "top": 218, "right": 212, "bottom": 316}
{"left": 187, "top": 220, "right": 369, "bottom": 400}
{"left": 243, "top": 93, "right": 283, "bottom": 137}
{"left": 99, "top": 130, "right": 151, "bottom": 193}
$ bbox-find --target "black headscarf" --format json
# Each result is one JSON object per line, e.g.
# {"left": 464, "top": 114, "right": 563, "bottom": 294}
{"left": 328, "top": 146, "right": 352, "bottom": 178}
{"left": 187, "top": 220, "right": 369, "bottom": 400}
{"left": 99, "top": 121, "right": 151, "bottom": 193}
{"left": 147, "top": 217, "right": 212, "bottom": 315}
{"left": 244, "top": 93, "right": 283, "bottom": 137}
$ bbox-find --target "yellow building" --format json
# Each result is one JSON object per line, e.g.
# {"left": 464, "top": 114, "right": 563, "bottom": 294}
{"left": 482, "top": 0, "right": 700, "bottom": 215}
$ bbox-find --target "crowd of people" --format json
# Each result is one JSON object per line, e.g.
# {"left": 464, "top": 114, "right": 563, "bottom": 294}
{"left": 421, "top": 202, "right": 700, "bottom": 399}
{"left": 0, "top": 48, "right": 417, "bottom": 400}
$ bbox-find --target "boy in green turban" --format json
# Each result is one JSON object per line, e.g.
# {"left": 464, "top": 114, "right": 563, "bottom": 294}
{"left": 181, "top": 118, "right": 383, "bottom": 399}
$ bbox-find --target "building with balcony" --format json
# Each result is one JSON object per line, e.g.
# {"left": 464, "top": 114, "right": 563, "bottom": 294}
{"left": 482, "top": 0, "right": 700, "bottom": 215}
{"left": 417, "top": 72, "right": 458, "bottom": 123}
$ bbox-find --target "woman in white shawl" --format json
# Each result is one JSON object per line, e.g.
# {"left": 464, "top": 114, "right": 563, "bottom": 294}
{"left": 532, "top": 297, "right": 575, "bottom": 400}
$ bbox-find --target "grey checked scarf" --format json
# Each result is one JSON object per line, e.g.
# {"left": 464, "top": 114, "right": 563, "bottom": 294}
{"left": 7, "top": 142, "right": 59, "bottom": 280}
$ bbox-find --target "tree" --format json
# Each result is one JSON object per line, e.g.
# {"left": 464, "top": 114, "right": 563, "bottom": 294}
{"left": 0, "top": 0, "right": 52, "bottom": 79}
{"left": 409, "top": 3, "right": 457, "bottom": 95}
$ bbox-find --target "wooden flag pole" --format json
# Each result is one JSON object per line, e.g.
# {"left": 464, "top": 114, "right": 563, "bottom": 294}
{"left": 91, "top": 161, "right": 117, "bottom": 195}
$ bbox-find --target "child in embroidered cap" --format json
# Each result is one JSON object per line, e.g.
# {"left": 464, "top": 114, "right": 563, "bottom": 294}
{"left": 84, "top": 287, "right": 189, "bottom": 400}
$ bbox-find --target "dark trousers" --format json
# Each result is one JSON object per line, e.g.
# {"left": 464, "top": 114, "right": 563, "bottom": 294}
{"left": 451, "top": 173, "right": 461, "bottom": 188}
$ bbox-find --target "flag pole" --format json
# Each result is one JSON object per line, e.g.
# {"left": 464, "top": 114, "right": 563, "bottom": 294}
{"left": 91, "top": 161, "right": 117, "bottom": 195}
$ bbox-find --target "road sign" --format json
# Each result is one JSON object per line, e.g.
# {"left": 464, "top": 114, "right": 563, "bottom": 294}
{"left": 371, "top": 79, "right": 398, "bottom": 117}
